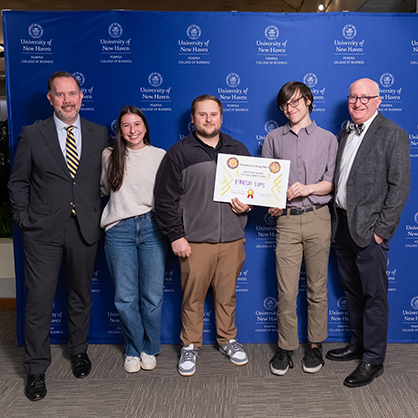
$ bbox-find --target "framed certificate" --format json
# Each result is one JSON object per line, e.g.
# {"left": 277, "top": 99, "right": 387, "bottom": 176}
{"left": 213, "top": 154, "right": 290, "bottom": 208}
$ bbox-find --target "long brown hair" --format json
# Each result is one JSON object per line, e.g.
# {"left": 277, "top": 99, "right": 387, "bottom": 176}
{"left": 107, "top": 105, "right": 151, "bottom": 191}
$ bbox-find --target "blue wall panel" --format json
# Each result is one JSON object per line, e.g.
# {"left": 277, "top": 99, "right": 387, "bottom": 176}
{"left": 3, "top": 11, "right": 418, "bottom": 345}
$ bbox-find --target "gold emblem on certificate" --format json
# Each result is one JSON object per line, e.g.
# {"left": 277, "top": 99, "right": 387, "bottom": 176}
{"left": 227, "top": 157, "right": 239, "bottom": 169}
{"left": 269, "top": 161, "right": 281, "bottom": 174}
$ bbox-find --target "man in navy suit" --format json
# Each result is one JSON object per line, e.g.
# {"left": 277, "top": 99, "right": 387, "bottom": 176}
{"left": 326, "top": 78, "right": 410, "bottom": 387}
{"left": 8, "top": 71, "right": 108, "bottom": 401}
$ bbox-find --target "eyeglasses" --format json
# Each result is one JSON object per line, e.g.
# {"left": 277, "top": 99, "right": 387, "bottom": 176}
{"left": 347, "top": 95, "right": 379, "bottom": 104}
{"left": 279, "top": 96, "right": 304, "bottom": 112}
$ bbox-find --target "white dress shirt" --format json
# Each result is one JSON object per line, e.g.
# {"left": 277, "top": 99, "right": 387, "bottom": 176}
{"left": 54, "top": 114, "right": 82, "bottom": 162}
{"left": 335, "top": 111, "right": 378, "bottom": 210}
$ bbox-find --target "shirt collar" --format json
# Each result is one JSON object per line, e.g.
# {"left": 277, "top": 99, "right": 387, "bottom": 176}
{"left": 359, "top": 110, "right": 378, "bottom": 131}
{"left": 283, "top": 120, "right": 317, "bottom": 135}
{"left": 53, "top": 114, "right": 81, "bottom": 131}
{"left": 192, "top": 131, "right": 223, "bottom": 150}
{"left": 347, "top": 111, "right": 378, "bottom": 138}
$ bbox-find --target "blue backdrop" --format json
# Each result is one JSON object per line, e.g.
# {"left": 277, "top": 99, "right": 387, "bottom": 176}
{"left": 3, "top": 10, "right": 418, "bottom": 346}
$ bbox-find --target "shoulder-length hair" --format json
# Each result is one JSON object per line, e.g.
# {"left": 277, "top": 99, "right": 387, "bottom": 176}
{"left": 107, "top": 105, "right": 151, "bottom": 192}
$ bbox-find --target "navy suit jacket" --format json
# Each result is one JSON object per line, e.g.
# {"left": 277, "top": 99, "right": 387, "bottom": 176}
{"left": 332, "top": 112, "right": 410, "bottom": 247}
{"left": 8, "top": 116, "right": 109, "bottom": 244}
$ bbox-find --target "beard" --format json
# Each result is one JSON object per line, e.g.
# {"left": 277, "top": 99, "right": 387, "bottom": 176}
{"left": 55, "top": 105, "right": 80, "bottom": 124}
{"left": 194, "top": 124, "right": 221, "bottom": 139}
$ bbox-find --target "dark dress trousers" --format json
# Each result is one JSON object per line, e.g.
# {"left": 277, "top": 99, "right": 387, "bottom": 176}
{"left": 332, "top": 112, "right": 410, "bottom": 364}
{"left": 8, "top": 116, "right": 108, "bottom": 374}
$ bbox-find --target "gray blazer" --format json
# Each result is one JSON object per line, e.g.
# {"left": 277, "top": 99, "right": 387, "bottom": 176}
{"left": 332, "top": 112, "right": 410, "bottom": 247}
{"left": 8, "top": 116, "right": 109, "bottom": 244}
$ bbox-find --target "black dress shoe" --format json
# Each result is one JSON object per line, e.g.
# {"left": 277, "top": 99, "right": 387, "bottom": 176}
{"left": 344, "top": 362, "right": 384, "bottom": 388}
{"left": 326, "top": 344, "right": 363, "bottom": 361}
{"left": 71, "top": 352, "right": 92, "bottom": 378}
{"left": 25, "top": 373, "right": 47, "bottom": 401}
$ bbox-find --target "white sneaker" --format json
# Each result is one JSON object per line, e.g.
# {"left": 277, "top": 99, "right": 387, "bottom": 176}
{"left": 124, "top": 356, "right": 141, "bottom": 373}
{"left": 178, "top": 344, "right": 199, "bottom": 376}
{"left": 140, "top": 352, "right": 157, "bottom": 370}
{"left": 219, "top": 339, "right": 248, "bottom": 366}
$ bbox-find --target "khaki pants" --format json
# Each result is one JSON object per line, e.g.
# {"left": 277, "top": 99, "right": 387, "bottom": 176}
{"left": 275, "top": 205, "right": 331, "bottom": 350}
{"left": 179, "top": 239, "right": 246, "bottom": 347}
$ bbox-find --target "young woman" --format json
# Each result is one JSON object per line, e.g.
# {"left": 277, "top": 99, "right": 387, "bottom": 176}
{"left": 101, "top": 105, "right": 167, "bottom": 373}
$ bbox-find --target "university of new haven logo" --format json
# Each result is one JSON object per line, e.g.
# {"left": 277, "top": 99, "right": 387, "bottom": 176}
{"left": 148, "top": 72, "right": 163, "bottom": 87}
{"left": 187, "top": 121, "right": 195, "bottom": 133}
{"left": 264, "top": 212, "right": 276, "bottom": 227}
{"left": 28, "top": 23, "right": 43, "bottom": 39}
{"left": 187, "top": 24, "right": 201, "bottom": 40}
{"left": 411, "top": 296, "right": 418, "bottom": 310}
{"left": 263, "top": 296, "right": 277, "bottom": 311}
{"left": 72, "top": 72, "right": 85, "bottom": 87}
{"left": 342, "top": 24, "right": 357, "bottom": 40}
{"left": 265, "top": 25, "right": 279, "bottom": 40}
{"left": 108, "top": 23, "right": 123, "bottom": 39}
{"left": 380, "top": 73, "right": 395, "bottom": 88}
{"left": 303, "top": 73, "right": 318, "bottom": 88}
{"left": 110, "top": 119, "right": 117, "bottom": 136}
{"left": 226, "top": 73, "right": 240, "bottom": 88}
{"left": 337, "top": 296, "right": 348, "bottom": 311}
{"left": 264, "top": 120, "right": 279, "bottom": 133}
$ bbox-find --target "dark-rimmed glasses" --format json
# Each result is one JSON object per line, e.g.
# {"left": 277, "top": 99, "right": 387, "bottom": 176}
{"left": 347, "top": 95, "right": 379, "bottom": 105}
{"left": 279, "top": 96, "right": 303, "bottom": 112}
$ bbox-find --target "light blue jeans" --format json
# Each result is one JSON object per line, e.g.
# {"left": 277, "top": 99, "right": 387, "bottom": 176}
{"left": 105, "top": 211, "right": 168, "bottom": 357}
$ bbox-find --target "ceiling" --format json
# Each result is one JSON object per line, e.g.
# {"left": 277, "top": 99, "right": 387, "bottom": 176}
{"left": 0, "top": 0, "right": 416, "bottom": 13}
{"left": 0, "top": 0, "right": 416, "bottom": 96}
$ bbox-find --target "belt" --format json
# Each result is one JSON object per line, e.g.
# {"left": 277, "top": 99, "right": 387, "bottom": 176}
{"left": 282, "top": 204, "right": 326, "bottom": 216}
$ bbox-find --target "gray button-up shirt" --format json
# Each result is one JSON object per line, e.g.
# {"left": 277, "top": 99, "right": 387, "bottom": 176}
{"left": 261, "top": 120, "right": 338, "bottom": 209}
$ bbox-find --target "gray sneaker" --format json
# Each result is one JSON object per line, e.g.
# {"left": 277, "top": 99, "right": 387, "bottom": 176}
{"left": 178, "top": 344, "right": 199, "bottom": 376}
{"left": 219, "top": 339, "right": 248, "bottom": 366}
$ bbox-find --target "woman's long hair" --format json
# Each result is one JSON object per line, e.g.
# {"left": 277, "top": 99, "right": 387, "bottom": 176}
{"left": 107, "top": 105, "right": 151, "bottom": 192}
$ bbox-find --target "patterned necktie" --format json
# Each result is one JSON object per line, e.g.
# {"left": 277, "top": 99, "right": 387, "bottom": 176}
{"left": 346, "top": 121, "right": 364, "bottom": 135}
{"left": 65, "top": 125, "right": 79, "bottom": 214}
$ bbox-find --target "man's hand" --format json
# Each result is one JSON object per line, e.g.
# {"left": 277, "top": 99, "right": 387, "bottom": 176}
{"left": 230, "top": 198, "right": 251, "bottom": 214}
{"left": 287, "top": 182, "right": 312, "bottom": 201}
{"left": 171, "top": 238, "right": 192, "bottom": 258}
{"left": 268, "top": 207, "right": 283, "bottom": 217}
{"left": 374, "top": 233, "right": 384, "bottom": 245}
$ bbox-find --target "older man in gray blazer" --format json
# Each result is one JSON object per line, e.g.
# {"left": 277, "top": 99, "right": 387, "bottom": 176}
{"left": 8, "top": 71, "right": 108, "bottom": 401}
{"left": 326, "top": 78, "right": 410, "bottom": 388}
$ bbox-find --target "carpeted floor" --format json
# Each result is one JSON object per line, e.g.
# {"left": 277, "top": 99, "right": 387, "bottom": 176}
{"left": 0, "top": 310, "right": 417, "bottom": 418}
